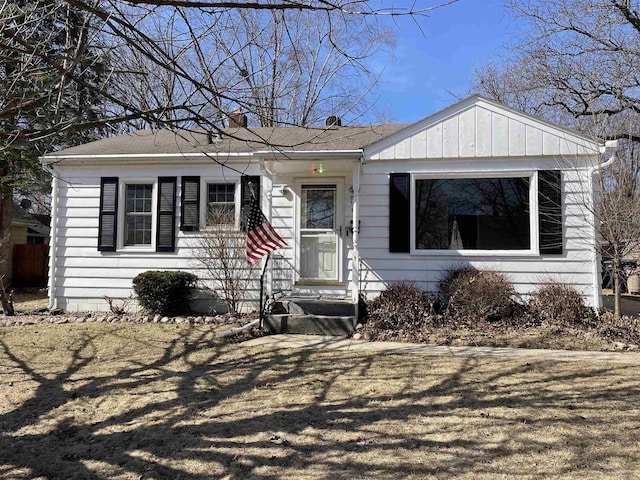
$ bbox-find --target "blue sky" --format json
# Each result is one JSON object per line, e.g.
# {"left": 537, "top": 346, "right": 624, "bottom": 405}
{"left": 374, "top": 0, "right": 521, "bottom": 123}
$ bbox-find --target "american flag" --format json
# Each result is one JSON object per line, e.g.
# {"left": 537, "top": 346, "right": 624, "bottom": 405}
{"left": 246, "top": 194, "right": 286, "bottom": 266}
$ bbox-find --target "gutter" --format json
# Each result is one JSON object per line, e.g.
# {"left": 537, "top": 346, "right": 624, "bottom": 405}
{"left": 252, "top": 149, "right": 363, "bottom": 160}
{"left": 41, "top": 149, "right": 364, "bottom": 165}
{"left": 588, "top": 139, "right": 618, "bottom": 308}
{"left": 47, "top": 170, "right": 59, "bottom": 310}
{"left": 40, "top": 152, "right": 254, "bottom": 165}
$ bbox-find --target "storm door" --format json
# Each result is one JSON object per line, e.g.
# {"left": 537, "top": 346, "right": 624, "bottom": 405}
{"left": 299, "top": 184, "right": 341, "bottom": 282}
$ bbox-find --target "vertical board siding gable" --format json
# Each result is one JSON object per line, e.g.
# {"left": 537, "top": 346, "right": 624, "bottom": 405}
{"left": 98, "top": 177, "right": 118, "bottom": 251}
{"left": 539, "top": 170, "right": 563, "bottom": 254}
{"left": 157, "top": 177, "right": 177, "bottom": 252}
{"left": 389, "top": 173, "right": 410, "bottom": 253}
{"left": 180, "top": 176, "right": 200, "bottom": 231}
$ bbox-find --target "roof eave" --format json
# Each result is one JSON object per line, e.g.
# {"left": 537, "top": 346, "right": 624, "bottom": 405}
{"left": 41, "top": 149, "right": 364, "bottom": 165}
{"left": 40, "top": 152, "right": 255, "bottom": 165}
{"left": 253, "top": 149, "right": 363, "bottom": 160}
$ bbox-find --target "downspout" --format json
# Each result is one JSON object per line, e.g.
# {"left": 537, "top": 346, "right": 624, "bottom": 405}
{"left": 588, "top": 140, "right": 618, "bottom": 309}
{"left": 47, "top": 168, "right": 59, "bottom": 310}
{"left": 351, "top": 157, "right": 361, "bottom": 320}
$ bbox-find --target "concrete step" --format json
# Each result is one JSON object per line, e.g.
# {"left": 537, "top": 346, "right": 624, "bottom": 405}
{"left": 265, "top": 297, "right": 357, "bottom": 335}
{"left": 263, "top": 313, "right": 356, "bottom": 336}
{"left": 271, "top": 297, "right": 356, "bottom": 316}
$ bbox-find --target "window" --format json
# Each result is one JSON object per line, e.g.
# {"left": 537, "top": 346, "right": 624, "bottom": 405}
{"left": 124, "top": 184, "right": 153, "bottom": 246}
{"left": 179, "top": 176, "right": 259, "bottom": 232}
{"left": 99, "top": 177, "right": 177, "bottom": 252}
{"left": 414, "top": 176, "right": 531, "bottom": 251}
{"left": 206, "top": 182, "right": 236, "bottom": 225}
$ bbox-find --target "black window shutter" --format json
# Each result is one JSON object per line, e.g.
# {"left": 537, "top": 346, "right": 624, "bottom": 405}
{"left": 98, "top": 177, "right": 118, "bottom": 251}
{"left": 157, "top": 177, "right": 177, "bottom": 252}
{"left": 241, "top": 175, "right": 261, "bottom": 231}
{"left": 389, "top": 173, "right": 411, "bottom": 253}
{"left": 538, "top": 170, "right": 563, "bottom": 254}
{"left": 180, "top": 176, "right": 200, "bottom": 231}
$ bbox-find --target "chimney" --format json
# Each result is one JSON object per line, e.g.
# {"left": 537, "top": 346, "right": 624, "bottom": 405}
{"left": 326, "top": 115, "right": 342, "bottom": 127}
{"left": 228, "top": 108, "right": 248, "bottom": 128}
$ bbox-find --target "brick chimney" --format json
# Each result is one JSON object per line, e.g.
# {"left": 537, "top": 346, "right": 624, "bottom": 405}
{"left": 228, "top": 108, "right": 248, "bottom": 128}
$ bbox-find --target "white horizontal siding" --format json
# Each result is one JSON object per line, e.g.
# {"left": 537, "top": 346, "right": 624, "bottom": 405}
{"left": 52, "top": 164, "right": 269, "bottom": 312}
{"left": 357, "top": 156, "right": 599, "bottom": 305}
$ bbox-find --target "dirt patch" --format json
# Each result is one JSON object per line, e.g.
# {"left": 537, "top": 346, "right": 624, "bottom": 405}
{"left": 8, "top": 288, "right": 49, "bottom": 312}
{"left": 363, "top": 322, "right": 619, "bottom": 352}
{"left": 1, "top": 323, "right": 639, "bottom": 479}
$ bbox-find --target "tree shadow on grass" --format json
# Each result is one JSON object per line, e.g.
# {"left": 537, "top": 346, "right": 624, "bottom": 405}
{"left": 1, "top": 324, "right": 640, "bottom": 479}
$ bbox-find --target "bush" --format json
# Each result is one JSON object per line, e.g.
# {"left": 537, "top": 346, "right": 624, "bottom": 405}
{"left": 362, "top": 282, "right": 440, "bottom": 342}
{"left": 132, "top": 271, "right": 197, "bottom": 316}
{"left": 527, "top": 283, "right": 595, "bottom": 326}
{"left": 439, "top": 267, "right": 518, "bottom": 323}
{"left": 596, "top": 311, "right": 640, "bottom": 345}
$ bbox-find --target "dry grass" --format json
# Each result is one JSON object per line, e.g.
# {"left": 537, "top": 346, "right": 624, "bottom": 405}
{"left": 9, "top": 289, "right": 49, "bottom": 312}
{"left": 1, "top": 324, "right": 640, "bottom": 479}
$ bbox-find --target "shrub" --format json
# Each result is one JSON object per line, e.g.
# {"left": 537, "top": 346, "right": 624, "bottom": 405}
{"left": 362, "top": 282, "right": 440, "bottom": 342}
{"left": 596, "top": 311, "right": 640, "bottom": 345}
{"left": 527, "top": 283, "right": 595, "bottom": 326}
{"left": 439, "top": 267, "right": 518, "bottom": 323}
{"left": 132, "top": 271, "right": 197, "bottom": 316}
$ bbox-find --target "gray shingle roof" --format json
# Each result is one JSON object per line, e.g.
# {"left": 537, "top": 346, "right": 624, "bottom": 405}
{"left": 45, "top": 124, "right": 408, "bottom": 157}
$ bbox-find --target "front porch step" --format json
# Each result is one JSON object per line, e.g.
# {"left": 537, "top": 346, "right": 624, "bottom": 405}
{"left": 264, "top": 297, "right": 357, "bottom": 336}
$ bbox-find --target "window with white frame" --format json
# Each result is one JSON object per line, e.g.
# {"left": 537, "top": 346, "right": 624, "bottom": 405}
{"left": 99, "top": 176, "right": 176, "bottom": 253}
{"left": 124, "top": 183, "right": 153, "bottom": 246}
{"left": 206, "top": 182, "right": 236, "bottom": 226}
{"left": 414, "top": 176, "right": 531, "bottom": 251}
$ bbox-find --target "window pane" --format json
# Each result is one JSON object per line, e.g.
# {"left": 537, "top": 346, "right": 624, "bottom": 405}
{"left": 207, "top": 183, "right": 235, "bottom": 225}
{"left": 124, "top": 184, "right": 153, "bottom": 246}
{"left": 415, "top": 177, "right": 530, "bottom": 250}
{"left": 302, "top": 187, "right": 335, "bottom": 229}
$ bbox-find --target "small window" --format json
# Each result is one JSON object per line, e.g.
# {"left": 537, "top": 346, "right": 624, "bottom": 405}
{"left": 206, "top": 183, "right": 236, "bottom": 225}
{"left": 124, "top": 184, "right": 153, "bottom": 246}
{"left": 415, "top": 177, "right": 531, "bottom": 250}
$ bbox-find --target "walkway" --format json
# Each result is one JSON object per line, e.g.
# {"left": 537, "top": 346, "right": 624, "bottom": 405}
{"left": 243, "top": 334, "right": 640, "bottom": 364}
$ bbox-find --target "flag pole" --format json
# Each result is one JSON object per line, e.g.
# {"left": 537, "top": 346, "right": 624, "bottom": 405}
{"left": 259, "top": 252, "right": 271, "bottom": 329}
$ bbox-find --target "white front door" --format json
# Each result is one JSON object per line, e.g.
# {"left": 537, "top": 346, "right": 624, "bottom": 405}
{"left": 298, "top": 183, "right": 342, "bottom": 282}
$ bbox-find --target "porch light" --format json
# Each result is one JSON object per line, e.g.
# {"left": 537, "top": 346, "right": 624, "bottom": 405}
{"left": 310, "top": 163, "right": 324, "bottom": 174}
{"left": 311, "top": 163, "right": 324, "bottom": 175}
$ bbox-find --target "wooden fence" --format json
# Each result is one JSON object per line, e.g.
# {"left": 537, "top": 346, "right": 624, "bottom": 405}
{"left": 12, "top": 244, "right": 49, "bottom": 287}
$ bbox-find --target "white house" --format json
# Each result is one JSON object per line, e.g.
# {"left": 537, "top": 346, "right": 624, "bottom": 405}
{"left": 41, "top": 95, "right": 610, "bottom": 313}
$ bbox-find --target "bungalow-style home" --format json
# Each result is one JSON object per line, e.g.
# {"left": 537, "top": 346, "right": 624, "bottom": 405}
{"left": 41, "top": 95, "right": 611, "bottom": 314}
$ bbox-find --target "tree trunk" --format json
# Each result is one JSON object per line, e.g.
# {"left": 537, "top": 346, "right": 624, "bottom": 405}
{"left": 613, "top": 265, "right": 622, "bottom": 319}
{"left": 0, "top": 274, "right": 14, "bottom": 316}
{"left": 0, "top": 158, "right": 15, "bottom": 316}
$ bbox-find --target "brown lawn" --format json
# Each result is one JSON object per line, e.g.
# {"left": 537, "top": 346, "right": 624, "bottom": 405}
{"left": 0, "top": 323, "right": 639, "bottom": 479}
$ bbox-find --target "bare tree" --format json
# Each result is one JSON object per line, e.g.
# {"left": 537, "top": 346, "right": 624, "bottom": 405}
{"left": 193, "top": 210, "right": 253, "bottom": 315}
{"left": 0, "top": 232, "right": 14, "bottom": 316}
{"left": 203, "top": 7, "right": 395, "bottom": 126}
{"left": 1, "top": 1, "right": 456, "bottom": 293}
{"left": 472, "top": 0, "right": 640, "bottom": 317}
